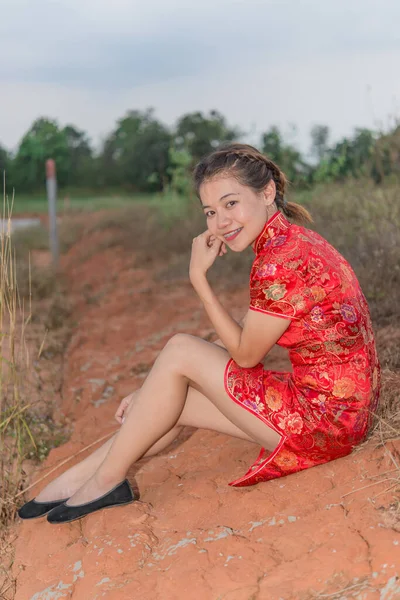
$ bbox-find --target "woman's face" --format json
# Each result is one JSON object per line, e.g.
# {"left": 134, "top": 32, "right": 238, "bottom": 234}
{"left": 199, "top": 175, "right": 276, "bottom": 252}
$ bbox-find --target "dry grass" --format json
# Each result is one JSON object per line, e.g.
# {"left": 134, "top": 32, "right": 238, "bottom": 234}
{"left": 0, "top": 192, "right": 34, "bottom": 525}
{"left": 83, "top": 200, "right": 254, "bottom": 286}
{"left": 0, "top": 220, "right": 72, "bottom": 514}
{"left": 0, "top": 213, "right": 81, "bottom": 520}
{"left": 303, "top": 179, "right": 400, "bottom": 325}
{"left": 306, "top": 182, "right": 400, "bottom": 514}
{"left": 0, "top": 531, "right": 17, "bottom": 599}
{"left": 0, "top": 193, "right": 74, "bottom": 597}
{"left": 374, "top": 327, "right": 400, "bottom": 445}
{"left": 0, "top": 193, "right": 33, "bottom": 597}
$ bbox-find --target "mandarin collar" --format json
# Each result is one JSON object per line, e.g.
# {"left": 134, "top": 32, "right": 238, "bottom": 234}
{"left": 252, "top": 211, "right": 291, "bottom": 255}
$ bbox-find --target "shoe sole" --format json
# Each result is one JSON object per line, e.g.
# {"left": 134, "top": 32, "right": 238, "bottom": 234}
{"left": 47, "top": 498, "right": 137, "bottom": 524}
{"left": 20, "top": 511, "right": 56, "bottom": 520}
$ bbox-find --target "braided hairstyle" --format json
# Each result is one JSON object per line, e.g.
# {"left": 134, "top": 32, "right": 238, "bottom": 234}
{"left": 193, "top": 143, "right": 312, "bottom": 225}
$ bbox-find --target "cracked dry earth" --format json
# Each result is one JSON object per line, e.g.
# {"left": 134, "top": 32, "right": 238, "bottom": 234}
{"left": 13, "top": 226, "right": 400, "bottom": 600}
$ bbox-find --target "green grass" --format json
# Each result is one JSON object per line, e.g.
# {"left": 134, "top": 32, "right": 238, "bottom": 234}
{"left": 10, "top": 192, "right": 159, "bottom": 214}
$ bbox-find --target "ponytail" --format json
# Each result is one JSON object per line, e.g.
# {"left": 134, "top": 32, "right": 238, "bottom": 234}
{"left": 278, "top": 198, "right": 313, "bottom": 226}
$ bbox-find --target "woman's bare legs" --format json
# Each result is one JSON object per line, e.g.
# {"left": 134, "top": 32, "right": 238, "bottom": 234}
{"left": 35, "top": 429, "right": 181, "bottom": 501}
{"left": 35, "top": 435, "right": 116, "bottom": 501}
{"left": 64, "top": 334, "right": 281, "bottom": 506}
{"left": 35, "top": 384, "right": 258, "bottom": 502}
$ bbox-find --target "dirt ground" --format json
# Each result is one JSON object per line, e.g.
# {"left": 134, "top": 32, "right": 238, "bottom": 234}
{"left": 7, "top": 220, "right": 400, "bottom": 599}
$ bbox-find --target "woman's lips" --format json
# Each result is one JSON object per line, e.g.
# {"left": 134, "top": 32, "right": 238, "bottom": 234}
{"left": 223, "top": 227, "right": 243, "bottom": 241}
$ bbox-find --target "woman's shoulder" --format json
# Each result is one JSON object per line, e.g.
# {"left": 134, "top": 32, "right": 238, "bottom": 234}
{"left": 289, "top": 224, "right": 361, "bottom": 292}
{"left": 252, "top": 219, "right": 352, "bottom": 271}
{"left": 252, "top": 222, "right": 331, "bottom": 265}
{"left": 290, "top": 223, "right": 348, "bottom": 265}
{"left": 252, "top": 222, "right": 357, "bottom": 290}
{"left": 290, "top": 223, "right": 328, "bottom": 247}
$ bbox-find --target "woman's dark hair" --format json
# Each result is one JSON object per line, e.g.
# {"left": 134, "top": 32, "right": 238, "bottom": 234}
{"left": 193, "top": 142, "right": 312, "bottom": 225}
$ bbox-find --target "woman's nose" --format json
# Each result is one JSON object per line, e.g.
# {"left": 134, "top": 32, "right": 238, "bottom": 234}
{"left": 216, "top": 213, "right": 232, "bottom": 230}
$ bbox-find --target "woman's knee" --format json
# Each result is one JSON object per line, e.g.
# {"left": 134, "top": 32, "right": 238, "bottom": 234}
{"left": 166, "top": 333, "right": 194, "bottom": 348}
{"left": 160, "top": 334, "right": 200, "bottom": 372}
{"left": 163, "top": 334, "right": 196, "bottom": 358}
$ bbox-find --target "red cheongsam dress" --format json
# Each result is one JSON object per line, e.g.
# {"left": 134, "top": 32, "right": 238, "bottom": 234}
{"left": 225, "top": 211, "right": 381, "bottom": 487}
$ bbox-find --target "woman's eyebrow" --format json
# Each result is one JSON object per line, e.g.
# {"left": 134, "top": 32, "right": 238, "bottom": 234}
{"left": 202, "top": 192, "right": 239, "bottom": 209}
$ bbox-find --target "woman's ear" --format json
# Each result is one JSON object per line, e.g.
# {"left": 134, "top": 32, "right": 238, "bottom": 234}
{"left": 262, "top": 179, "right": 276, "bottom": 206}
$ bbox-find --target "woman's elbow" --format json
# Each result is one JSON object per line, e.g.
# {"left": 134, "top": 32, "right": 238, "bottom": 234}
{"left": 234, "top": 356, "right": 261, "bottom": 369}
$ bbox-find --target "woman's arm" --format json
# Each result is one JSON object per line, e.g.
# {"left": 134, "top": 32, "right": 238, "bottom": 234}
{"left": 189, "top": 230, "right": 289, "bottom": 367}
{"left": 212, "top": 315, "right": 246, "bottom": 349}
{"left": 192, "top": 275, "right": 289, "bottom": 368}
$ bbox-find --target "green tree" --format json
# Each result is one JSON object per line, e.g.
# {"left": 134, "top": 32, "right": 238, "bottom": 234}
{"left": 0, "top": 144, "right": 11, "bottom": 182}
{"left": 310, "top": 125, "right": 330, "bottom": 162}
{"left": 261, "top": 126, "right": 309, "bottom": 186}
{"left": 62, "top": 125, "right": 94, "bottom": 187}
{"left": 0, "top": 144, "right": 15, "bottom": 196}
{"left": 13, "top": 118, "right": 70, "bottom": 191}
{"left": 314, "top": 128, "right": 376, "bottom": 182}
{"left": 261, "top": 126, "right": 284, "bottom": 163}
{"left": 175, "top": 110, "right": 239, "bottom": 162}
{"left": 350, "top": 128, "right": 376, "bottom": 174}
{"left": 167, "top": 147, "right": 193, "bottom": 197}
{"left": 373, "top": 124, "right": 400, "bottom": 183}
{"left": 97, "top": 109, "right": 172, "bottom": 191}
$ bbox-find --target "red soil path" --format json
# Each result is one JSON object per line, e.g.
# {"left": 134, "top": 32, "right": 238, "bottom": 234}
{"left": 13, "top": 228, "right": 400, "bottom": 600}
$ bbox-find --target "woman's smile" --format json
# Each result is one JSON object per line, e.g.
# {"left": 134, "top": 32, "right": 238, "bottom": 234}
{"left": 223, "top": 227, "right": 243, "bottom": 241}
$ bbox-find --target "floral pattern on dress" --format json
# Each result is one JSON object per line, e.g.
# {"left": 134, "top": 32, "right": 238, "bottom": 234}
{"left": 225, "top": 211, "right": 381, "bottom": 487}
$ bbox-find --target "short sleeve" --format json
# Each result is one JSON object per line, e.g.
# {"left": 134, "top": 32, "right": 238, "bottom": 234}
{"left": 249, "top": 252, "right": 317, "bottom": 320}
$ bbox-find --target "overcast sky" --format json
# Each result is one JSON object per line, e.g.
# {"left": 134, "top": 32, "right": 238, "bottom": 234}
{"left": 1, "top": 0, "right": 400, "bottom": 155}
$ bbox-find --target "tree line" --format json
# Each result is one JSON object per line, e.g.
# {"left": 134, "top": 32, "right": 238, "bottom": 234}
{"left": 1, "top": 109, "right": 399, "bottom": 195}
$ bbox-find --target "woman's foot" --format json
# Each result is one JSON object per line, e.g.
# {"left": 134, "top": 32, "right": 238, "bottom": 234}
{"left": 65, "top": 473, "right": 122, "bottom": 506}
{"left": 35, "top": 464, "right": 94, "bottom": 502}
{"left": 35, "top": 435, "right": 117, "bottom": 502}
{"left": 46, "top": 479, "right": 137, "bottom": 524}
{"left": 18, "top": 497, "right": 69, "bottom": 520}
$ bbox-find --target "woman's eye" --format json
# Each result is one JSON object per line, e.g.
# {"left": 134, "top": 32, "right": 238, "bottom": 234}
{"left": 205, "top": 211, "right": 214, "bottom": 218}
{"left": 227, "top": 201, "right": 237, "bottom": 208}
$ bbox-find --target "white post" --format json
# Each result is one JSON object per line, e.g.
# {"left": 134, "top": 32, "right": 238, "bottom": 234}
{"left": 46, "top": 159, "right": 59, "bottom": 268}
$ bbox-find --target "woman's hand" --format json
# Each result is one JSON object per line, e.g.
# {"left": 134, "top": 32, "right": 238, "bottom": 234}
{"left": 189, "top": 231, "right": 226, "bottom": 283}
{"left": 115, "top": 391, "right": 137, "bottom": 425}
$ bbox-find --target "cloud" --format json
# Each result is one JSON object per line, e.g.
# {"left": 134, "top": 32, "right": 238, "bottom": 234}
{"left": 1, "top": 0, "right": 400, "bottom": 150}
{"left": 1, "top": 0, "right": 400, "bottom": 90}
{"left": 1, "top": 36, "right": 210, "bottom": 88}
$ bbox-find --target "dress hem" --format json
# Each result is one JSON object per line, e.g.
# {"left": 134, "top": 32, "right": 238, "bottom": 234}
{"left": 249, "top": 306, "right": 298, "bottom": 321}
{"left": 223, "top": 358, "right": 288, "bottom": 487}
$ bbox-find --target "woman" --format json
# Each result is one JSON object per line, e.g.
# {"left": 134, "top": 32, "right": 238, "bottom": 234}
{"left": 18, "top": 143, "right": 380, "bottom": 523}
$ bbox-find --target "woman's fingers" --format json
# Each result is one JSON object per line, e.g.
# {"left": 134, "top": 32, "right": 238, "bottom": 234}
{"left": 115, "top": 408, "right": 124, "bottom": 425}
{"left": 115, "top": 391, "right": 138, "bottom": 424}
{"left": 218, "top": 242, "right": 227, "bottom": 256}
{"left": 115, "top": 397, "right": 130, "bottom": 424}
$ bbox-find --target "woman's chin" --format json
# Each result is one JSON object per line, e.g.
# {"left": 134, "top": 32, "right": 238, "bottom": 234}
{"left": 226, "top": 241, "right": 249, "bottom": 253}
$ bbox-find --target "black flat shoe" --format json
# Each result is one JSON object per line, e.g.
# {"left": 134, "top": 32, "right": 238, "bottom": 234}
{"left": 18, "top": 497, "right": 69, "bottom": 520}
{"left": 47, "top": 479, "right": 137, "bottom": 524}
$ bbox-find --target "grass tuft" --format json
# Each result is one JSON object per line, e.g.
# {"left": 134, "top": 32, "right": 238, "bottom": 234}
{"left": 0, "top": 184, "right": 73, "bottom": 596}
